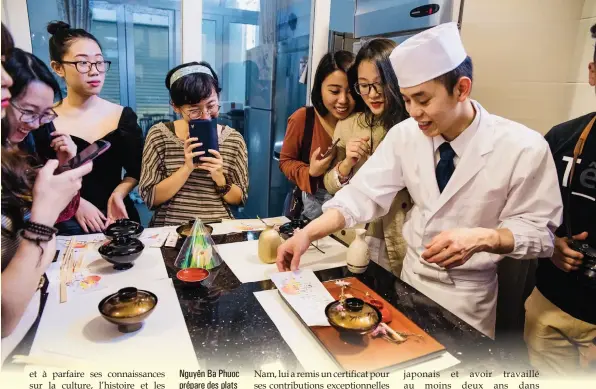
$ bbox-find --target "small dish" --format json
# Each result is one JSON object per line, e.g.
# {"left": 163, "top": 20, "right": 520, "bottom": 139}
{"left": 104, "top": 219, "right": 144, "bottom": 240}
{"left": 98, "top": 287, "right": 157, "bottom": 333}
{"left": 368, "top": 298, "right": 393, "bottom": 323}
{"left": 176, "top": 222, "right": 214, "bottom": 239}
{"left": 176, "top": 268, "right": 210, "bottom": 283}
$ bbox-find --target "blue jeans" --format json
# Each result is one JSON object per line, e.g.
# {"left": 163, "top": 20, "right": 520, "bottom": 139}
{"left": 301, "top": 188, "right": 333, "bottom": 220}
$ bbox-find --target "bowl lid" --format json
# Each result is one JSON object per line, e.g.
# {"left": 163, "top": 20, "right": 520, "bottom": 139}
{"left": 105, "top": 219, "right": 144, "bottom": 239}
{"left": 325, "top": 298, "right": 380, "bottom": 331}
{"left": 99, "top": 236, "right": 144, "bottom": 257}
{"left": 99, "top": 287, "right": 157, "bottom": 318}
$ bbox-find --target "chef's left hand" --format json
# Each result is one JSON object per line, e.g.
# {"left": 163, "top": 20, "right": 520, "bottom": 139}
{"left": 198, "top": 149, "right": 225, "bottom": 186}
{"left": 422, "top": 228, "right": 495, "bottom": 269}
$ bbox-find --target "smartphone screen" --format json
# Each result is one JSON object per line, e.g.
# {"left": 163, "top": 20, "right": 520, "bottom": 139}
{"left": 56, "top": 140, "right": 111, "bottom": 174}
{"left": 321, "top": 138, "right": 340, "bottom": 158}
{"left": 189, "top": 119, "right": 219, "bottom": 164}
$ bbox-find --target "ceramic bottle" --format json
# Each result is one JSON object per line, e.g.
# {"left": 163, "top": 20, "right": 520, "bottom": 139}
{"left": 346, "top": 228, "right": 369, "bottom": 274}
{"left": 258, "top": 225, "right": 282, "bottom": 264}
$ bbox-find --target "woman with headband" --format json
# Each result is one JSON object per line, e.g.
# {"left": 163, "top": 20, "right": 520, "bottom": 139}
{"left": 32, "top": 21, "right": 144, "bottom": 234}
{"left": 138, "top": 61, "right": 248, "bottom": 226}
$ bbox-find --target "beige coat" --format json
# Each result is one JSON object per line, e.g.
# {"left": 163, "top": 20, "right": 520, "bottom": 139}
{"left": 324, "top": 113, "right": 412, "bottom": 276}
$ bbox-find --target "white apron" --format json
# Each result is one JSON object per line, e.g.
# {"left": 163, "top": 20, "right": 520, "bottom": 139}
{"left": 401, "top": 256, "right": 497, "bottom": 338}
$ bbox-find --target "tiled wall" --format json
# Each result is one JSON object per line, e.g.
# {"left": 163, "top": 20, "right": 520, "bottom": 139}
{"left": 461, "top": 0, "right": 596, "bottom": 134}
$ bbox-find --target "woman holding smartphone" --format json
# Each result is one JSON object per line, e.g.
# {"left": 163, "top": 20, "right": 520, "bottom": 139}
{"left": 279, "top": 51, "right": 355, "bottom": 220}
{"left": 1, "top": 23, "right": 92, "bottom": 362}
{"left": 2, "top": 48, "right": 78, "bottom": 166}
{"left": 323, "top": 39, "right": 411, "bottom": 276}
{"left": 32, "top": 21, "right": 143, "bottom": 234}
{"left": 138, "top": 61, "right": 248, "bottom": 226}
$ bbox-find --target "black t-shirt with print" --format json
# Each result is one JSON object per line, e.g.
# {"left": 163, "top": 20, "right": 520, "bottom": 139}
{"left": 536, "top": 112, "right": 596, "bottom": 325}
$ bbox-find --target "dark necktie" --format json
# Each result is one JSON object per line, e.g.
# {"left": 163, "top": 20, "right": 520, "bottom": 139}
{"left": 436, "top": 142, "right": 456, "bottom": 193}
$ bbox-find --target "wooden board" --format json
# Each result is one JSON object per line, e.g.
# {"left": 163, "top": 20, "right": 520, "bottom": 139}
{"left": 309, "top": 277, "right": 446, "bottom": 371}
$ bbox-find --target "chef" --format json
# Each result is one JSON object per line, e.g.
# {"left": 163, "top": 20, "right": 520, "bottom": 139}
{"left": 276, "top": 22, "right": 563, "bottom": 338}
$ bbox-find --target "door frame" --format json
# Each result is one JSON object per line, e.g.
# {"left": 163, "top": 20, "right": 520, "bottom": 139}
{"left": 221, "top": 13, "right": 259, "bottom": 103}
{"left": 201, "top": 13, "right": 224, "bottom": 82}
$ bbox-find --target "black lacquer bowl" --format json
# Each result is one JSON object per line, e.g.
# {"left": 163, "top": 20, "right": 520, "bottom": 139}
{"left": 98, "top": 236, "right": 145, "bottom": 270}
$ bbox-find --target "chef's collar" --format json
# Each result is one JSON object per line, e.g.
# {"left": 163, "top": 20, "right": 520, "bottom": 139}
{"left": 433, "top": 101, "right": 481, "bottom": 158}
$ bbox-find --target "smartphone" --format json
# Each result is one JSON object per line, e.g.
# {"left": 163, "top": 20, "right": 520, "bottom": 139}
{"left": 55, "top": 140, "right": 111, "bottom": 174}
{"left": 189, "top": 119, "right": 219, "bottom": 164}
{"left": 320, "top": 138, "right": 340, "bottom": 159}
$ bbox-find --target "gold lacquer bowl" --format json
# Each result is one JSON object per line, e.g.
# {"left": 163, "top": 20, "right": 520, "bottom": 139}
{"left": 176, "top": 222, "right": 214, "bottom": 239}
{"left": 325, "top": 297, "right": 381, "bottom": 335}
{"left": 98, "top": 287, "right": 158, "bottom": 333}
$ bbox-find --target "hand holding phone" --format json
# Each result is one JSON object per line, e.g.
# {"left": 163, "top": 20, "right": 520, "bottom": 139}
{"left": 189, "top": 119, "right": 219, "bottom": 164}
{"left": 320, "top": 138, "right": 340, "bottom": 158}
{"left": 55, "top": 140, "right": 110, "bottom": 174}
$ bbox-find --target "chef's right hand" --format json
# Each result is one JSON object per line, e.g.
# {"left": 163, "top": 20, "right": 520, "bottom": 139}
{"left": 183, "top": 138, "right": 204, "bottom": 171}
{"left": 276, "top": 230, "right": 311, "bottom": 271}
{"left": 551, "top": 232, "right": 588, "bottom": 272}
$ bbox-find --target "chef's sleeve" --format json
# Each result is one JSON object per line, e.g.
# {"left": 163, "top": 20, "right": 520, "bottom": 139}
{"left": 322, "top": 126, "right": 406, "bottom": 228}
{"left": 498, "top": 138, "right": 563, "bottom": 259}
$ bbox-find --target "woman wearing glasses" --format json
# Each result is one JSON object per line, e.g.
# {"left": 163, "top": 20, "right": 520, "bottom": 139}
{"left": 138, "top": 61, "right": 248, "bottom": 226}
{"left": 1, "top": 24, "right": 91, "bottom": 360}
{"left": 1, "top": 48, "right": 75, "bottom": 160}
{"left": 32, "top": 21, "right": 143, "bottom": 234}
{"left": 323, "top": 38, "right": 411, "bottom": 276}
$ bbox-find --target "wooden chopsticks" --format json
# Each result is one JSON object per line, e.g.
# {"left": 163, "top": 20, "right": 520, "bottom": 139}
{"left": 59, "top": 238, "right": 77, "bottom": 303}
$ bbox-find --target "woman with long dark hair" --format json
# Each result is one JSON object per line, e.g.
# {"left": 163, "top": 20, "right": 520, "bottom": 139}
{"left": 0, "top": 23, "right": 91, "bottom": 362}
{"left": 32, "top": 21, "right": 143, "bottom": 234}
{"left": 279, "top": 51, "right": 355, "bottom": 219}
{"left": 324, "top": 38, "right": 411, "bottom": 276}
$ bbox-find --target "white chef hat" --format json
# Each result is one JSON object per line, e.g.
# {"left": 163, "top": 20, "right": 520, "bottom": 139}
{"left": 389, "top": 22, "right": 467, "bottom": 88}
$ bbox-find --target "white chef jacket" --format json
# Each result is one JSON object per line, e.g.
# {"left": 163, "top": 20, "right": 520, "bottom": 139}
{"left": 323, "top": 101, "right": 563, "bottom": 337}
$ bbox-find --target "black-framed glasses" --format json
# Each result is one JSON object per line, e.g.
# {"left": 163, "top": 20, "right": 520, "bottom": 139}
{"left": 354, "top": 82, "right": 384, "bottom": 96}
{"left": 61, "top": 60, "right": 111, "bottom": 74}
{"left": 9, "top": 100, "right": 58, "bottom": 125}
{"left": 182, "top": 104, "right": 221, "bottom": 119}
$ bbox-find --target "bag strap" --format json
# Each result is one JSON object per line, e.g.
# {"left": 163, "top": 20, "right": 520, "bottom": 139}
{"left": 568, "top": 115, "right": 595, "bottom": 186}
{"left": 299, "top": 106, "right": 315, "bottom": 164}
{"left": 565, "top": 114, "right": 594, "bottom": 238}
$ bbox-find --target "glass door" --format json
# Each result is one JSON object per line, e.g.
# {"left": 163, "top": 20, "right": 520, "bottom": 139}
{"left": 202, "top": 0, "right": 314, "bottom": 218}
{"left": 201, "top": 13, "right": 224, "bottom": 84}
{"left": 222, "top": 15, "right": 259, "bottom": 105}
{"left": 90, "top": 1, "right": 181, "bottom": 136}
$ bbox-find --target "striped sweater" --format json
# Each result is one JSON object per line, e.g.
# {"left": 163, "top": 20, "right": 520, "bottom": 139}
{"left": 139, "top": 122, "right": 248, "bottom": 227}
